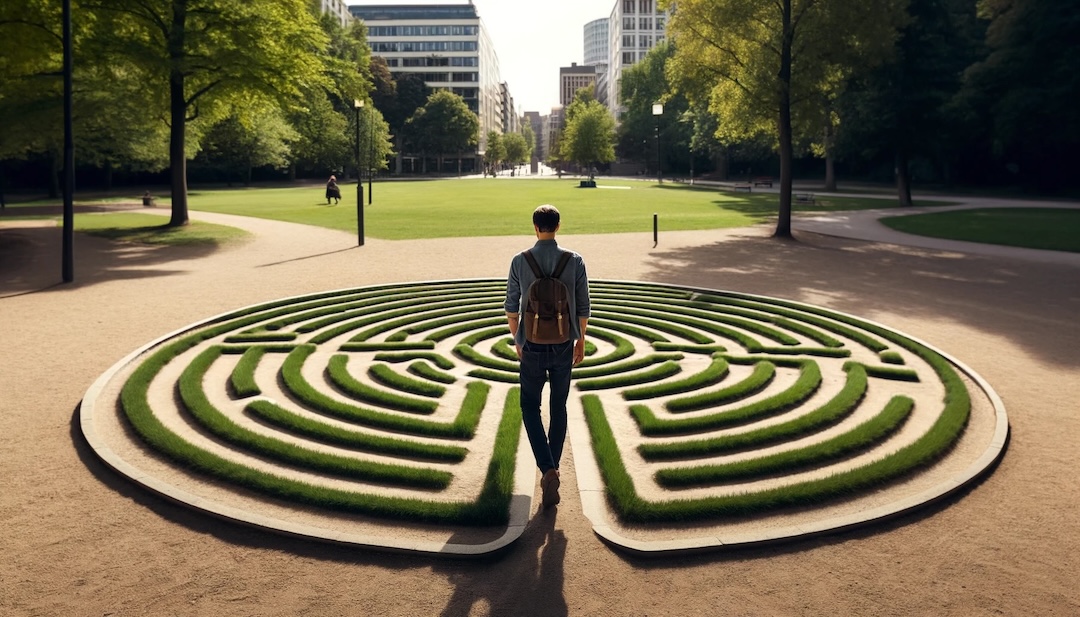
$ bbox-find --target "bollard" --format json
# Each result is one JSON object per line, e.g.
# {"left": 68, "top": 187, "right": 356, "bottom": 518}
{"left": 653, "top": 213, "right": 658, "bottom": 248}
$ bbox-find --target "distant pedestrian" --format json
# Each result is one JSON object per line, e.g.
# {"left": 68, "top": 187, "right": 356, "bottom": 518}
{"left": 325, "top": 175, "right": 341, "bottom": 204}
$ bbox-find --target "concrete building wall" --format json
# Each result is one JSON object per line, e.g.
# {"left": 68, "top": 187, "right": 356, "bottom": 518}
{"left": 560, "top": 63, "right": 597, "bottom": 108}
{"left": 607, "top": 0, "right": 667, "bottom": 120}
{"left": 584, "top": 17, "right": 610, "bottom": 107}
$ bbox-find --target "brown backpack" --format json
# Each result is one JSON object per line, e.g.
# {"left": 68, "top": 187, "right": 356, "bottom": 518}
{"left": 521, "top": 250, "right": 574, "bottom": 344}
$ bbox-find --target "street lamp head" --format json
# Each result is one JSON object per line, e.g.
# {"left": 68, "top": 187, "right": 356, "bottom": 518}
{"left": 355, "top": 99, "right": 364, "bottom": 109}
{"left": 652, "top": 103, "right": 663, "bottom": 116}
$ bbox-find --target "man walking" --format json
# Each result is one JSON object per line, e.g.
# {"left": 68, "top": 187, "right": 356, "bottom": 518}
{"left": 505, "top": 205, "right": 590, "bottom": 509}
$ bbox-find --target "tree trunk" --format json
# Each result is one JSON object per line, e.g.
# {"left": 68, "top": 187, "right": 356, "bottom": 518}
{"left": 823, "top": 106, "right": 837, "bottom": 192}
{"left": 774, "top": 0, "right": 794, "bottom": 239}
{"left": 167, "top": 0, "right": 189, "bottom": 227}
{"left": 896, "top": 149, "right": 913, "bottom": 207}
{"left": 103, "top": 163, "right": 114, "bottom": 192}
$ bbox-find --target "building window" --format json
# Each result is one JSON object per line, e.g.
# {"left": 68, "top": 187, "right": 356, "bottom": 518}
{"left": 656, "top": 17, "right": 665, "bottom": 30}
{"left": 639, "top": 35, "right": 651, "bottom": 48}
{"left": 622, "top": 51, "right": 634, "bottom": 64}
{"left": 623, "top": 0, "right": 635, "bottom": 14}
{"left": 623, "top": 35, "right": 635, "bottom": 47}
{"left": 639, "top": 17, "right": 651, "bottom": 29}
{"left": 451, "top": 72, "right": 478, "bottom": 82}
{"left": 623, "top": 17, "right": 635, "bottom": 30}
{"left": 639, "top": 0, "right": 652, "bottom": 13}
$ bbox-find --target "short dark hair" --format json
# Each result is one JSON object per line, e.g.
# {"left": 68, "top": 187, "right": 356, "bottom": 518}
{"left": 533, "top": 205, "right": 560, "bottom": 232}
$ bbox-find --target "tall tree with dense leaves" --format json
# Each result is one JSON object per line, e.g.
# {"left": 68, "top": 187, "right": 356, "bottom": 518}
{"left": 664, "top": 0, "right": 907, "bottom": 237}
{"left": 837, "top": 0, "right": 981, "bottom": 205}
{"left": 85, "top": 0, "right": 330, "bottom": 226}
{"left": 961, "top": 0, "right": 1079, "bottom": 190}
{"left": 405, "top": 90, "right": 478, "bottom": 174}
{"left": 503, "top": 131, "right": 529, "bottom": 168}
{"left": 561, "top": 99, "right": 616, "bottom": 177}
{"left": 483, "top": 130, "right": 504, "bottom": 175}
{"left": 617, "top": 42, "right": 691, "bottom": 177}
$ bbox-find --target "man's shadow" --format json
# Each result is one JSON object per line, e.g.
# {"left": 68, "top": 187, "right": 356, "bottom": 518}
{"left": 437, "top": 508, "right": 568, "bottom": 617}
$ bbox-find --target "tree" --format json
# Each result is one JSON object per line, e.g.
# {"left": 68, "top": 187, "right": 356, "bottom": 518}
{"left": 665, "top": 0, "right": 907, "bottom": 237}
{"left": 194, "top": 107, "right": 297, "bottom": 185}
{"left": 561, "top": 100, "right": 616, "bottom": 177}
{"left": 836, "top": 0, "right": 980, "bottom": 204}
{"left": 503, "top": 132, "right": 529, "bottom": 168}
{"left": 519, "top": 124, "right": 535, "bottom": 161}
{"left": 405, "top": 90, "right": 478, "bottom": 174}
{"left": 960, "top": 0, "right": 1080, "bottom": 190}
{"left": 484, "top": 130, "right": 504, "bottom": 175}
{"left": 85, "top": 0, "right": 333, "bottom": 226}
{"left": 617, "top": 42, "right": 691, "bottom": 177}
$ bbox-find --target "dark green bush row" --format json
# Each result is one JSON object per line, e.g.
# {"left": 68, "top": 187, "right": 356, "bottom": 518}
{"left": 229, "top": 346, "right": 268, "bottom": 398}
{"left": 180, "top": 347, "right": 451, "bottom": 489}
{"left": 591, "top": 310, "right": 713, "bottom": 344}
{"left": 121, "top": 330, "right": 518, "bottom": 523}
{"left": 663, "top": 361, "right": 776, "bottom": 413}
{"left": 408, "top": 361, "right": 457, "bottom": 384}
{"left": 280, "top": 346, "right": 486, "bottom": 438}
{"left": 576, "top": 361, "right": 683, "bottom": 391}
{"left": 422, "top": 316, "right": 508, "bottom": 342}
{"left": 368, "top": 363, "right": 447, "bottom": 398}
{"left": 224, "top": 331, "right": 299, "bottom": 344}
{"left": 598, "top": 300, "right": 801, "bottom": 347}
{"left": 878, "top": 350, "right": 906, "bottom": 365}
{"left": 622, "top": 356, "right": 729, "bottom": 401}
{"left": 453, "top": 344, "right": 520, "bottom": 372}
{"left": 245, "top": 399, "right": 467, "bottom": 462}
{"left": 467, "top": 368, "right": 519, "bottom": 383}
{"left": 575, "top": 328, "right": 636, "bottom": 367}
{"left": 639, "top": 363, "right": 869, "bottom": 460}
{"left": 373, "top": 351, "right": 455, "bottom": 369}
{"left": 339, "top": 342, "right": 435, "bottom": 352}
{"left": 326, "top": 354, "right": 438, "bottom": 414}
{"left": 349, "top": 304, "right": 504, "bottom": 343}
{"left": 586, "top": 318, "right": 668, "bottom": 344}
{"left": 572, "top": 353, "right": 684, "bottom": 379}
{"left": 693, "top": 294, "right": 890, "bottom": 353}
{"left": 632, "top": 360, "right": 821, "bottom": 435}
{"left": 655, "top": 395, "right": 914, "bottom": 487}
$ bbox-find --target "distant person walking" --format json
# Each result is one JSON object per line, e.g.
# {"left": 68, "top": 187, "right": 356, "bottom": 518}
{"left": 325, "top": 175, "right": 341, "bottom": 204}
{"left": 505, "top": 205, "right": 591, "bottom": 509}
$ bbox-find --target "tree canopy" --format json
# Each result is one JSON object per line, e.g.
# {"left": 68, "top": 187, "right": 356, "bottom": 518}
{"left": 665, "top": 0, "right": 907, "bottom": 236}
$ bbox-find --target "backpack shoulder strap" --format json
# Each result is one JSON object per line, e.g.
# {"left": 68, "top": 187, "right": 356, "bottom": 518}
{"left": 552, "top": 251, "right": 573, "bottom": 278}
{"left": 521, "top": 250, "right": 545, "bottom": 277}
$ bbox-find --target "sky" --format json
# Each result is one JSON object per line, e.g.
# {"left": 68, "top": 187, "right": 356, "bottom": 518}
{"left": 347, "top": 0, "right": 618, "bottom": 113}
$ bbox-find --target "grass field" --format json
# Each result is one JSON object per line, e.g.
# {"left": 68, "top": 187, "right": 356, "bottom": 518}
{"left": 74, "top": 212, "right": 250, "bottom": 246}
{"left": 881, "top": 207, "right": 1080, "bottom": 253}
{"left": 178, "top": 179, "right": 921, "bottom": 240}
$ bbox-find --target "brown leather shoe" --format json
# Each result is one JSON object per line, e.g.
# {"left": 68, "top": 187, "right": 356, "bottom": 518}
{"left": 541, "top": 468, "right": 561, "bottom": 509}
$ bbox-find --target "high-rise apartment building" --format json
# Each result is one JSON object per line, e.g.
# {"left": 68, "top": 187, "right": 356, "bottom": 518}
{"left": 522, "top": 111, "right": 544, "bottom": 163}
{"left": 348, "top": 3, "right": 507, "bottom": 166}
{"left": 607, "top": 0, "right": 667, "bottom": 119}
{"left": 560, "top": 63, "right": 597, "bottom": 107}
{"left": 584, "top": 17, "right": 610, "bottom": 107}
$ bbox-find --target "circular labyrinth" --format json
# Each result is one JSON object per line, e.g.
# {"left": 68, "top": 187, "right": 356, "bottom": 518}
{"left": 81, "top": 280, "right": 1007, "bottom": 555}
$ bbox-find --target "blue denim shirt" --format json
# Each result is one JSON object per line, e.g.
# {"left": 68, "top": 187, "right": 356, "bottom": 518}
{"left": 505, "top": 239, "right": 590, "bottom": 346}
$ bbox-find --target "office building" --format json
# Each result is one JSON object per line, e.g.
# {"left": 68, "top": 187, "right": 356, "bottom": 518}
{"left": 584, "top": 17, "right": 610, "bottom": 107}
{"left": 560, "top": 63, "right": 597, "bottom": 107}
{"left": 607, "top": 0, "right": 668, "bottom": 119}
{"left": 349, "top": 3, "right": 508, "bottom": 171}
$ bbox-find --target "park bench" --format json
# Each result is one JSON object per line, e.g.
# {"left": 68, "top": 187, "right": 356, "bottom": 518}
{"left": 794, "top": 192, "right": 816, "bottom": 205}
{"left": 752, "top": 176, "right": 773, "bottom": 187}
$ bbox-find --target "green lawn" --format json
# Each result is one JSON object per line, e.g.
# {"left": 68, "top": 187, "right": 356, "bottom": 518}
{"left": 74, "top": 212, "right": 250, "bottom": 246}
{"left": 880, "top": 207, "right": 1080, "bottom": 253}
{"left": 180, "top": 179, "right": 917, "bottom": 240}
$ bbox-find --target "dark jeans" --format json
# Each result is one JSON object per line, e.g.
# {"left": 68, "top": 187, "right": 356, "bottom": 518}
{"left": 519, "top": 340, "right": 573, "bottom": 473}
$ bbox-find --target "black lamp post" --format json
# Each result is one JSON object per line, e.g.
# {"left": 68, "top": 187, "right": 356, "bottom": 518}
{"left": 652, "top": 103, "right": 663, "bottom": 185}
{"left": 367, "top": 104, "right": 374, "bottom": 206}
{"left": 61, "top": 0, "right": 74, "bottom": 281}
{"left": 354, "top": 99, "right": 364, "bottom": 246}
